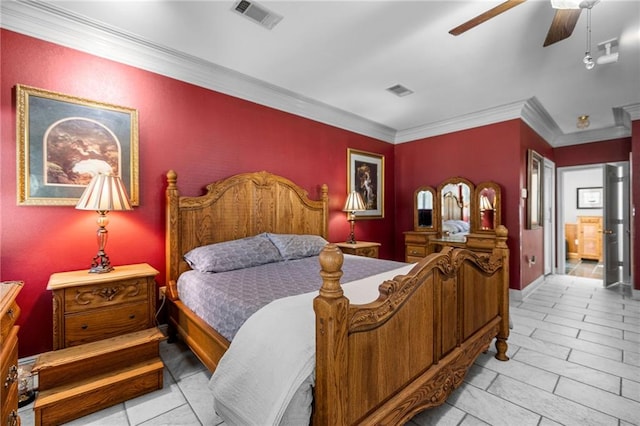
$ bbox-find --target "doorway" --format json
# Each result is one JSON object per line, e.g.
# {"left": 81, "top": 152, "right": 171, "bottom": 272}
{"left": 556, "top": 162, "right": 631, "bottom": 285}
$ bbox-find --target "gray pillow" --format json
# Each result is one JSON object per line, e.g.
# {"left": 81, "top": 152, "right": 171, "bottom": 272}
{"left": 266, "top": 233, "right": 328, "bottom": 260}
{"left": 184, "top": 234, "right": 282, "bottom": 272}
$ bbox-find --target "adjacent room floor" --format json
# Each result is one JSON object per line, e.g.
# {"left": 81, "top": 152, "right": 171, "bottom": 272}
{"left": 19, "top": 274, "right": 639, "bottom": 426}
{"left": 565, "top": 258, "right": 604, "bottom": 280}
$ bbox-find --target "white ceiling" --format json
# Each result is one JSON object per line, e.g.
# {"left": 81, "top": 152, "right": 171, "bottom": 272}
{"left": 2, "top": 0, "right": 640, "bottom": 146}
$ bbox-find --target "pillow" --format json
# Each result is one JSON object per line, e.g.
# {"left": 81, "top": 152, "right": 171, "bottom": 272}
{"left": 184, "top": 234, "right": 282, "bottom": 273}
{"left": 266, "top": 233, "right": 328, "bottom": 260}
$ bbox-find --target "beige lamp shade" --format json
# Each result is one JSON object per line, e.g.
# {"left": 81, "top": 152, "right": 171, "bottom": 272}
{"left": 76, "top": 173, "right": 133, "bottom": 212}
{"left": 343, "top": 191, "right": 366, "bottom": 212}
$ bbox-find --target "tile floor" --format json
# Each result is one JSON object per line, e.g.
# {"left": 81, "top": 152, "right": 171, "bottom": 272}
{"left": 565, "top": 258, "right": 604, "bottom": 280}
{"left": 19, "top": 274, "right": 640, "bottom": 425}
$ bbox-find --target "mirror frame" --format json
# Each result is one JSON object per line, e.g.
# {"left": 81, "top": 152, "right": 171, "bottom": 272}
{"left": 474, "top": 181, "right": 501, "bottom": 233}
{"left": 437, "top": 177, "right": 475, "bottom": 237}
{"left": 527, "top": 149, "right": 543, "bottom": 229}
{"left": 413, "top": 186, "right": 437, "bottom": 231}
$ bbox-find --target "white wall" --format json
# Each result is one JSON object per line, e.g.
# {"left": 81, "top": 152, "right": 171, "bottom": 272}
{"left": 562, "top": 167, "right": 602, "bottom": 224}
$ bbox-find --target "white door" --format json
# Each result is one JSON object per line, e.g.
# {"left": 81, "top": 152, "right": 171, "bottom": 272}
{"left": 543, "top": 159, "right": 555, "bottom": 275}
{"left": 603, "top": 164, "right": 620, "bottom": 287}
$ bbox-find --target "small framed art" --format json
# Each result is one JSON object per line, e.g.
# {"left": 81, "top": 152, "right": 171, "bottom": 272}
{"left": 347, "top": 148, "right": 384, "bottom": 218}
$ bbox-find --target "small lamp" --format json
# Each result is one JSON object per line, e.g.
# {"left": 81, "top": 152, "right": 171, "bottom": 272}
{"left": 76, "top": 173, "right": 133, "bottom": 273}
{"left": 479, "top": 195, "right": 494, "bottom": 230}
{"left": 342, "top": 191, "right": 366, "bottom": 244}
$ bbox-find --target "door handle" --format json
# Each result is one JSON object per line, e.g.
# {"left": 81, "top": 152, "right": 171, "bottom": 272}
{"left": 603, "top": 229, "right": 614, "bottom": 235}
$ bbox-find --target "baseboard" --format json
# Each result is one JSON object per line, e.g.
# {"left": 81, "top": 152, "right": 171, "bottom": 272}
{"left": 509, "top": 275, "right": 546, "bottom": 303}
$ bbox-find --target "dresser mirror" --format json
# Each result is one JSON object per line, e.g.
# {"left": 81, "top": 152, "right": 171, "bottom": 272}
{"left": 413, "top": 186, "right": 437, "bottom": 231}
{"left": 438, "top": 177, "right": 474, "bottom": 238}
{"left": 406, "top": 178, "right": 503, "bottom": 261}
{"left": 475, "top": 181, "right": 501, "bottom": 233}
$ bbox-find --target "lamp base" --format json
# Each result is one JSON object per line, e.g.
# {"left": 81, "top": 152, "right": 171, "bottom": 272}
{"left": 89, "top": 251, "right": 113, "bottom": 274}
{"left": 346, "top": 218, "right": 357, "bottom": 244}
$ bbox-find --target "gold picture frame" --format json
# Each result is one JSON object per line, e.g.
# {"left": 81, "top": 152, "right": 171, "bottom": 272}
{"left": 347, "top": 148, "right": 384, "bottom": 219}
{"left": 16, "top": 84, "right": 139, "bottom": 206}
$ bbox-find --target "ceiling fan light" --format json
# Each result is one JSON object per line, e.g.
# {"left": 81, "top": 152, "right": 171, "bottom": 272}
{"left": 550, "top": 0, "right": 582, "bottom": 9}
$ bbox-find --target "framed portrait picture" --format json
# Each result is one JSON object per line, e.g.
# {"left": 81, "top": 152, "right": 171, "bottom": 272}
{"left": 347, "top": 148, "right": 384, "bottom": 219}
{"left": 577, "top": 187, "right": 603, "bottom": 209}
{"left": 526, "top": 149, "right": 543, "bottom": 229}
{"left": 16, "top": 84, "right": 139, "bottom": 206}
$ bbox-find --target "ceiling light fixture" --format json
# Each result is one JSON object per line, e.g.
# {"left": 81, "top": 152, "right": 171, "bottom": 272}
{"left": 596, "top": 38, "right": 619, "bottom": 65}
{"left": 576, "top": 115, "right": 590, "bottom": 129}
{"left": 582, "top": 5, "right": 595, "bottom": 70}
{"left": 550, "top": 0, "right": 583, "bottom": 9}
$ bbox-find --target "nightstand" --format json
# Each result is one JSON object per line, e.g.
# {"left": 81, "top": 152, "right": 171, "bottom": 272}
{"left": 47, "top": 263, "right": 159, "bottom": 350}
{"left": 335, "top": 241, "right": 380, "bottom": 259}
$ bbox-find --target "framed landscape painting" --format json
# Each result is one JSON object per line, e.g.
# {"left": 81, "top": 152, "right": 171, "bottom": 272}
{"left": 16, "top": 84, "right": 139, "bottom": 206}
{"left": 347, "top": 148, "right": 384, "bottom": 219}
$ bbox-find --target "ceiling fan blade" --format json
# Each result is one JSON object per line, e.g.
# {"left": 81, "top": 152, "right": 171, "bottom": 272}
{"left": 543, "top": 8, "right": 582, "bottom": 46}
{"left": 449, "top": 0, "right": 527, "bottom": 36}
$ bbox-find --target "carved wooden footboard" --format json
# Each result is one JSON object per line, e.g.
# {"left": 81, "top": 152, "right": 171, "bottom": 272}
{"left": 314, "top": 227, "right": 509, "bottom": 425}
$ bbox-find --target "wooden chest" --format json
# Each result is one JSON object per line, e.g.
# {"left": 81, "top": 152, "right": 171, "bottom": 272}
{"left": 47, "top": 263, "right": 159, "bottom": 349}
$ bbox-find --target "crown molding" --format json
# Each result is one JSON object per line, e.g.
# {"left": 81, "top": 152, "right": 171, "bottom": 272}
{"left": 622, "top": 103, "right": 640, "bottom": 121}
{"left": 395, "top": 99, "right": 529, "bottom": 144}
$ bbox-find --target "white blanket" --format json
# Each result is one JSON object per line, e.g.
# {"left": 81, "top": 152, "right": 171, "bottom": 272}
{"left": 209, "top": 263, "right": 415, "bottom": 425}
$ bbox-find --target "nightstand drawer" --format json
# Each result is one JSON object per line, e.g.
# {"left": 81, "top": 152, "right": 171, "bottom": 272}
{"left": 64, "top": 277, "right": 150, "bottom": 313}
{"left": 65, "top": 302, "right": 149, "bottom": 346}
{"left": 406, "top": 245, "right": 426, "bottom": 257}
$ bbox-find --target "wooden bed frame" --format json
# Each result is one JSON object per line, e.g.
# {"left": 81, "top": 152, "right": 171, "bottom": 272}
{"left": 165, "top": 170, "right": 510, "bottom": 425}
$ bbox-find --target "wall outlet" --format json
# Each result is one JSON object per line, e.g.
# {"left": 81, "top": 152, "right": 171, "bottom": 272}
{"left": 159, "top": 286, "right": 167, "bottom": 300}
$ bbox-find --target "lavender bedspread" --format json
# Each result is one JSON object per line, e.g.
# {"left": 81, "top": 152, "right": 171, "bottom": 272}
{"left": 177, "top": 254, "right": 407, "bottom": 341}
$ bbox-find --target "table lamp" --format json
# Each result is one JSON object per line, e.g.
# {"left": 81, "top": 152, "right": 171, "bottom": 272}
{"left": 76, "top": 173, "right": 133, "bottom": 273}
{"left": 342, "top": 191, "right": 366, "bottom": 244}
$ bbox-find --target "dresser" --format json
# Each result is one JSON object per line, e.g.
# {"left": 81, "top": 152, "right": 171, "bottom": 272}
{"left": 1, "top": 281, "right": 23, "bottom": 426}
{"left": 335, "top": 241, "right": 380, "bottom": 258}
{"left": 47, "top": 263, "right": 159, "bottom": 349}
{"left": 578, "top": 216, "right": 602, "bottom": 261}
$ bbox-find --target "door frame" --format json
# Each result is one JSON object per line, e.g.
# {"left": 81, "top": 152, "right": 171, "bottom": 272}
{"left": 557, "top": 162, "right": 630, "bottom": 283}
{"left": 543, "top": 158, "right": 556, "bottom": 275}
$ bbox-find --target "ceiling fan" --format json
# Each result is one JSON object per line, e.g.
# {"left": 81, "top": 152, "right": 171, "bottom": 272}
{"left": 449, "top": 0, "right": 599, "bottom": 47}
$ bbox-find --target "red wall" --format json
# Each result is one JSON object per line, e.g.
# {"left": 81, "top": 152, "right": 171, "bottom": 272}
{"left": 0, "top": 30, "right": 396, "bottom": 357}
{"left": 554, "top": 138, "right": 631, "bottom": 167}
{"left": 519, "top": 123, "right": 554, "bottom": 289}
{"left": 394, "top": 120, "right": 524, "bottom": 286}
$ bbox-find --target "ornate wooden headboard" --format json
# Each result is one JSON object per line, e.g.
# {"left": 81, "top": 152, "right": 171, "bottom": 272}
{"left": 165, "top": 170, "right": 329, "bottom": 283}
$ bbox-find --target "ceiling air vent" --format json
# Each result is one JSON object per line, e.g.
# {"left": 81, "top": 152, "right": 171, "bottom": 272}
{"left": 386, "top": 84, "right": 414, "bottom": 97}
{"left": 232, "top": 0, "right": 283, "bottom": 30}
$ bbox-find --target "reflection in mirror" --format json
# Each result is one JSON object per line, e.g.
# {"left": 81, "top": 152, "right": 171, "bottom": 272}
{"left": 417, "top": 190, "right": 433, "bottom": 227}
{"left": 440, "top": 181, "right": 471, "bottom": 236}
{"left": 414, "top": 186, "right": 436, "bottom": 231}
{"left": 479, "top": 188, "right": 496, "bottom": 230}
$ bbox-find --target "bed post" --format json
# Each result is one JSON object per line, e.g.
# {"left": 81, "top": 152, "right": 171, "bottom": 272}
{"left": 494, "top": 224, "right": 510, "bottom": 361}
{"left": 313, "top": 244, "right": 348, "bottom": 426}
{"left": 321, "top": 184, "right": 329, "bottom": 239}
{"left": 165, "top": 170, "right": 179, "bottom": 298}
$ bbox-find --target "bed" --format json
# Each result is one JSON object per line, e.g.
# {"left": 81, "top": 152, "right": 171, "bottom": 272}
{"left": 165, "top": 170, "right": 510, "bottom": 425}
